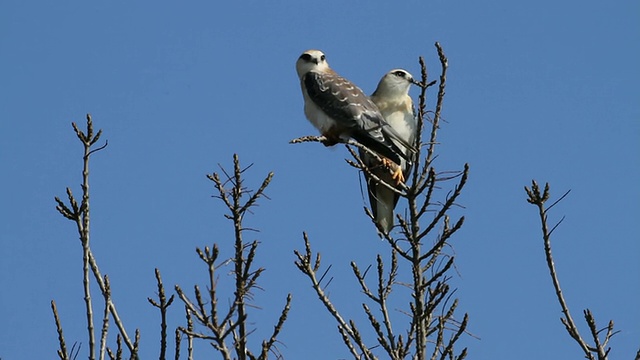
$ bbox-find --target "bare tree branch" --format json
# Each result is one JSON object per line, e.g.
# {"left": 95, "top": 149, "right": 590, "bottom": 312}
{"left": 525, "top": 180, "right": 618, "bottom": 360}
{"left": 147, "top": 269, "right": 175, "bottom": 360}
{"left": 54, "top": 114, "right": 138, "bottom": 359}
{"left": 51, "top": 300, "right": 69, "bottom": 360}
{"left": 294, "top": 233, "right": 376, "bottom": 360}
{"left": 175, "top": 154, "right": 289, "bottom": 359}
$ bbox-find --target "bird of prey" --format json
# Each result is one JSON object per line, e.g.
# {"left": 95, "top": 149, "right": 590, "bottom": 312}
{"left": 360, "top": 69, "right": 418, "bottom": 235}
{"left": 295, "top": 50, "right": 415, "bottom": 172}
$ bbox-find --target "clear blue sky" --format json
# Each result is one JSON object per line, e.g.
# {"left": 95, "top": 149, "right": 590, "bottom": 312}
{"left": 1, "top": 1, "right": 638, "bottom": 359}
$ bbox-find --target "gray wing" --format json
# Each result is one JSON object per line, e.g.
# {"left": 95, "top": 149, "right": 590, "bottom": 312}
{"left": 303, "top": 72, "right": 383, "bottom": 134}
{"left": 303, "top": 71, "right": 412, "bottom": 163}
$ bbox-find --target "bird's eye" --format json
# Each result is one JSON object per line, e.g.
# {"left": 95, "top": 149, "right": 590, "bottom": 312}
{"left": 320, "top": 54, "right": 326, "bottom": 61}
{"left": 394, "top": 70, "right": 406, "bottom": 77}
{"left": 300, "top": 53, "right": 312, "bottom": 61}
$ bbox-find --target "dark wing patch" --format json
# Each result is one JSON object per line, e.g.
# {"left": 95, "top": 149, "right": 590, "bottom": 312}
{"left": 303, "top": 71, "right": 407, "bottom": 164}
{"left": 303, "top": 71, "right": 376, "bottom": 129}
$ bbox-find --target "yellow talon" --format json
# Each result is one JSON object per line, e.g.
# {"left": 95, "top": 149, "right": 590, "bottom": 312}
{"left": 380, "top": 158, "right": 404, "bottom": 185}
{"left": 390, "top": 164, "right": 405, "bottom": 185}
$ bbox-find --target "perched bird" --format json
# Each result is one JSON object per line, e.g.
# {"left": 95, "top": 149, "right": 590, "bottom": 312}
{"left": 360, "top": 69, "right": 418, "bottom": 235}
{"left": 295, "top": 49, "right": 415, "bottom": 169}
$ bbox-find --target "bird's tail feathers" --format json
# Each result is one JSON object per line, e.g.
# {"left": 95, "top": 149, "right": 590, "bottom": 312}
{"left": 363, "top": 171, "right": 401, "bottom": 237}
{"left": 371, "top": 183, "right": 395, "bottom": 236}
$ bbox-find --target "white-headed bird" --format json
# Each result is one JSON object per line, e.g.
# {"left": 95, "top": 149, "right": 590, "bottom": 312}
{"left": 360, "top": 69, "right": 418, "bottom": 235}
{"left": 295, "top": 50, "right": 415, "bottom": 171}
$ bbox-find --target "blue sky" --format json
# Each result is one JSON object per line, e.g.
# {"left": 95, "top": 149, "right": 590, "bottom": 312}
{"left": 1, "top": 1, "right": 638, "bottom": 359}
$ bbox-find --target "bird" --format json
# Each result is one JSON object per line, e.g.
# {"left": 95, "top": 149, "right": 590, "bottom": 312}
{"left": 360, "top": 69, "right": 418, "bottom": 235}
{"left": 295, "top": 49, "right": 415, "bottom": 172}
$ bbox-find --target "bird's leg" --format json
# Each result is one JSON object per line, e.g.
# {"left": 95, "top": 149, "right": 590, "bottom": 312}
{"left": 320, "top": 137, "right": 339, "bottom": 147}
{"left": 390, "top": 164, "right": 405, "bottom": 185}
{"left": 381, "top": 158, "right": 405, "bottom": 185}
{"left": 320, "top": 129, "right": 342, "bottom": 147}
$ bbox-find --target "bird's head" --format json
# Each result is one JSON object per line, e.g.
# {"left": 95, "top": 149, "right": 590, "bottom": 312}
{"left": 373, "top": 69, "right": 416, "bottom": 97}
{"left": 296, "top": 49, "right": 330, "bottom": 78}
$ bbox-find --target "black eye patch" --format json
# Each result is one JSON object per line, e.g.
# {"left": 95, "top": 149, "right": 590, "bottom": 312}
{"left": 300, "top": 53, "right": 312, "bottom": 61}
{"left": 393, "top": 70, "right": 406, "bottom": 77}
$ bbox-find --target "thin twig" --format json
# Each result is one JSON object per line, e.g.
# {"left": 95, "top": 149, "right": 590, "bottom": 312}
{"left": 294, "top": 233, "right": 375, "bottom": 360}
{"left": 99, "top": 275, "right": 111, "bottom": 360}
{"left": 525, "top": 180, "right": 613, "bottom": 360}
{"left": 51, "top": 300, "right": 69, "bottom": 360}
{"left": 147, "top": 268, "right": 175, "bottom": 360}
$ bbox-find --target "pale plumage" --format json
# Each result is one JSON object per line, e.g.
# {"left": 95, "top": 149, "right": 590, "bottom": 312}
{"left": 360, "top": 69, "right": 418, "bottom": 235}
{"left": 296, "top": 50, "right": 414, "bottom": 165}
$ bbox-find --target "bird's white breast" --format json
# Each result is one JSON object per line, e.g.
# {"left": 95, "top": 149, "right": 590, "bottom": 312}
{"left": 377, "top": 96, "right": 416, "bottom": 146}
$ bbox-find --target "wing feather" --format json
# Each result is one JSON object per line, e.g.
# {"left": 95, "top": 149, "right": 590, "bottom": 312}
{"left": 303, "top": 71, "right": 413, "bottom": 164}
{"left": 303, "top": 72, "right": 378, "bottom": 131}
